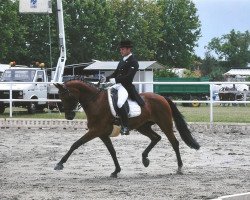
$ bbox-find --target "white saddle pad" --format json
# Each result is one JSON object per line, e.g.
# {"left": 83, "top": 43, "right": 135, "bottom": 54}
{"left": 107, "top": 88, "right": 141, "bottom": 118}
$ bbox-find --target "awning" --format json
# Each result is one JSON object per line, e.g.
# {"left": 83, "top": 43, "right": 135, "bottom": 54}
{"left": 84, "top": 61, "right": 164, "bottom": 71}
{"left": 224, "top": 68, "right": 250, "bottom": 76}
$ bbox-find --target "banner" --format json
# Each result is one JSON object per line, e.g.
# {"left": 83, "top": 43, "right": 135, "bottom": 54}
{"left": 19, "top": 0, "right": 52, "bottom": 14}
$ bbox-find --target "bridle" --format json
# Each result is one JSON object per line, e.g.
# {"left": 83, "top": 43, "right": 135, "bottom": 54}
{"left": 58, "top": 87, "right": 80, "bottom": 111}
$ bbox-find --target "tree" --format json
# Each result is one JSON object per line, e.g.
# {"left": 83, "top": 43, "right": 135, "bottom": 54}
{"left": 200, "top": 53, "right": 225, "bottom": 81}
{"left": 108, "top": 0, "right": 163, "bottom": 60}
{"left": 0, "top": 1, "right": 26, "bottom": 64}
{"left": 156, "top": 0, "right": 201, "bottom": 67}
{"left": 154, "top": 68, "right": 178, "bottom": 78}
{"left": 18, "top": 12, "right": 59, "bottom": 67}
{"left": 1, "top": 0, "right": 202, "bottom": 68}
{"left": 63, "top": 0, "right": 117, "bottom": 63}
{"left": 0, "top": 1, "right": 59, "bottom": 67}
{"left": 206, "top": 29, "right": 250, "bottom": 68}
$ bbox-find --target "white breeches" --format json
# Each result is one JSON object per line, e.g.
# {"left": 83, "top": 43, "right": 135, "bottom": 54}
{"left": 111, "top": 83, "right": 128, "bottom": 108}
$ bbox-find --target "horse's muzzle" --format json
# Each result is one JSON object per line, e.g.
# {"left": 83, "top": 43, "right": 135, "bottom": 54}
{"left": 65, "top": 111, "right": 76, "bottom": 120}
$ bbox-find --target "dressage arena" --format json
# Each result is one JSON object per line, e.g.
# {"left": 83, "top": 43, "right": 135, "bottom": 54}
{"left": 0, "top": 120, "right": 249, "bottom": 200}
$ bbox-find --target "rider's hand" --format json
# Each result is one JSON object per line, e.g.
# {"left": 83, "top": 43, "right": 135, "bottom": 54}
{"left": 100, "top": 76, "right": 106, "bottom": 83}
{"left": 110, "top": 78, "right": 116, "bottom": 84}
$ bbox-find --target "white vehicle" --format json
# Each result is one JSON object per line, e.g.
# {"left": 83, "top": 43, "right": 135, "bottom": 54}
{"left": 0, "top": 66, "right": 61, "bottom": 114}
{"left": 0, "top": 64, "right": 10, "bottom": 78}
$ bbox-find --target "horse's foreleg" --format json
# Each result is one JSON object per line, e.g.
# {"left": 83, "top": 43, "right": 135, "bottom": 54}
{"left": 137, "top": 123, "right": 161, "bottom": 168}
{"left": 54, "top": 132, "right": 95, "bottom": 170}
{"left": 100, "top": 136, "right": 121, "bottom": 178}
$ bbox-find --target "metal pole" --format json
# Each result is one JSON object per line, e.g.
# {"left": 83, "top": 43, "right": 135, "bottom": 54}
{"left": 48, "top": 13, "right": 53, "bottom": 69}
{"left": 52, "top": 0, "right": 66, "bottom": 82}
{"left": 209, "top": 84, "right": 214, "bottom": 128}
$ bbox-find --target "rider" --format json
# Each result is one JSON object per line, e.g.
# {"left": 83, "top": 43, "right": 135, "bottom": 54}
{"left": 106, "top": 40, "right": 145, "bottom": 135}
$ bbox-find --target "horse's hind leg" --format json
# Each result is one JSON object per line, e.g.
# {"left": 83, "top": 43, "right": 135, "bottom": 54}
{"left": 157, "top": 118, "right": 183, "bottom": 174}
{"left": 137, "top": 122, "right": 161, "bottom": 168}
{"left": 100, "top": 136, "right": 121, "bottom": 178}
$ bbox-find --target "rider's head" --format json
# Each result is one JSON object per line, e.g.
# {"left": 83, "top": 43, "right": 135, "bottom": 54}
{"left": 119, "top": 40, "right": 133, "bottom": 57}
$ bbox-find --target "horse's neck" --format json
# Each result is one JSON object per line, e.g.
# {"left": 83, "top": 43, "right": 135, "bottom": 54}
{"left": 80, "top": 90, "right": 108, "bottom": 124}
{"left": 77, "top": 82, "right": 101, "bottom": 106}
{"left": 78, "top": 82, "right": 98, "bottom": 95}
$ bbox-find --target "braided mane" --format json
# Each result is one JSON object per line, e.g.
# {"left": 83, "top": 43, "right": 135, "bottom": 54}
{"left": 64, "top": 76, "right": 99, "bottom": 89}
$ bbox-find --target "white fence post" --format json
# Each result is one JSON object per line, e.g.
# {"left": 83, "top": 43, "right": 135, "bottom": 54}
{"left": 210, "top": 84, "right": 214, "bottom": 128}
{"left": 10, "top": 82, "right": 13, "bottom": 118}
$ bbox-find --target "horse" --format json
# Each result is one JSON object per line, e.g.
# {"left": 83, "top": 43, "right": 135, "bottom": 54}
{"left": 54, "top": 79, "right": 200, "bottom": 178}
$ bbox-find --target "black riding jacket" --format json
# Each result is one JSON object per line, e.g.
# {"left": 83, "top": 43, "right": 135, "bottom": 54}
{"left": 107, "top": 55, "right": 145, "bottom": 106}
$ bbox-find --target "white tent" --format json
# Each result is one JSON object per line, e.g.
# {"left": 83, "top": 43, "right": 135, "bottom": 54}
{"left": 224, "top": 68, "right": 250, "bottom": 81}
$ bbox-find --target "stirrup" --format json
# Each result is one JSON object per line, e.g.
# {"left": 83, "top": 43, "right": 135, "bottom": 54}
{"left": 120, "top": 126, "right": 129, "bottom": 135}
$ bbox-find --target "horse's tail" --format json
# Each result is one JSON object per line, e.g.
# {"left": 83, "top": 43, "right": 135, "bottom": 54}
{"left": 166, "top": 98, "right": 200, "bottom": 150}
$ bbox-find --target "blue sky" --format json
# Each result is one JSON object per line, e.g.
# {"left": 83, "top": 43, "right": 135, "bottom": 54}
{"left": 193, "top": 0, "right": 250, "bottom": 58}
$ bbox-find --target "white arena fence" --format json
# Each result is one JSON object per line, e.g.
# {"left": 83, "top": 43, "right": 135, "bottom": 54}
{"left": 212, "top": 192, "right": 250, "bottom": 200}
{"left": 135, "top": 81, "right": 250, "bottom": 126}
{"left": 0, "top": 81, "right": 250, "bottom": 125}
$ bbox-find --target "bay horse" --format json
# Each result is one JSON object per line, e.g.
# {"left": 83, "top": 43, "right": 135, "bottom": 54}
{"left": 54, "top": 79, "right": 200, "bottom": 178}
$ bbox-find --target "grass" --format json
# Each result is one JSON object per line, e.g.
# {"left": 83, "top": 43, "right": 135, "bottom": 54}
{"left": 0, "top": 108, "right": 85, "bottom": 119}
{"left": 0, "top": 104, "right": 250, "bottom": 123}
{"left": 178, "top": 104, "right": 250, "bottom": 123}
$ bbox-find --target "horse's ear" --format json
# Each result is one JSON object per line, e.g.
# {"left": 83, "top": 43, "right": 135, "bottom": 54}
{"left": 54, "top": 83, "right": 65, "bottom": 91}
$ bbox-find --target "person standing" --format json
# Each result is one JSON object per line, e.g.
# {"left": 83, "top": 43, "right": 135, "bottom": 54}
{"left": 106, "top": 40, "right": 144, "bottom": 135}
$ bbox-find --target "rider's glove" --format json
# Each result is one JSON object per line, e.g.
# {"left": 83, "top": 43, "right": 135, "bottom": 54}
{"left": 110, "top": 78, "right": 116, "bottom": 84}
{"left": 100, "top": 75, "right": 106, "bottom": 83}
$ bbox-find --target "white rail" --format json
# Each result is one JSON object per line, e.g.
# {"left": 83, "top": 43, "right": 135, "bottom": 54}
{"left": 0, "top": 81, "right": 250, "bottom": 126}
{"left": 0, "top": 82, "right": 61, "bottom": 117}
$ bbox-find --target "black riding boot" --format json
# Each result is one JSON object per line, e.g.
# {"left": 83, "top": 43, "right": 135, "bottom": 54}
{"left": 117, "top": 105, "right": 129, "bottom": 135}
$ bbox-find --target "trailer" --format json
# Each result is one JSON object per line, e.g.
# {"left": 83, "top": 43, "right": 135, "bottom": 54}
{"left": 153, "top": 77, "right": 210, "bottom": 107}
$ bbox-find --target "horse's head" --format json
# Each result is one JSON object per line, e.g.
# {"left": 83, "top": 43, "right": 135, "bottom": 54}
{"left": 54, "top": 83, "right": 79, "bottom": 120}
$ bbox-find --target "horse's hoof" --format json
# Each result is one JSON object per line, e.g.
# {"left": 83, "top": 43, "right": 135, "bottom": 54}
{"left": 176, "top": 167, "right": 183, "bottom": 175}
{"left": 110, "top": 172, "right": 118, "bottom": 178}
{"left": 54, "top": 163, "right": 64, "bottom": 170}
{"left": 142, "top": 157, "right": 150, "bottom": 167}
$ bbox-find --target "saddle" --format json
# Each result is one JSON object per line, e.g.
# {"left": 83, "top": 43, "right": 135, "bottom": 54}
{"left": 107, "top": 88, "right": 141, "bottom": 118}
